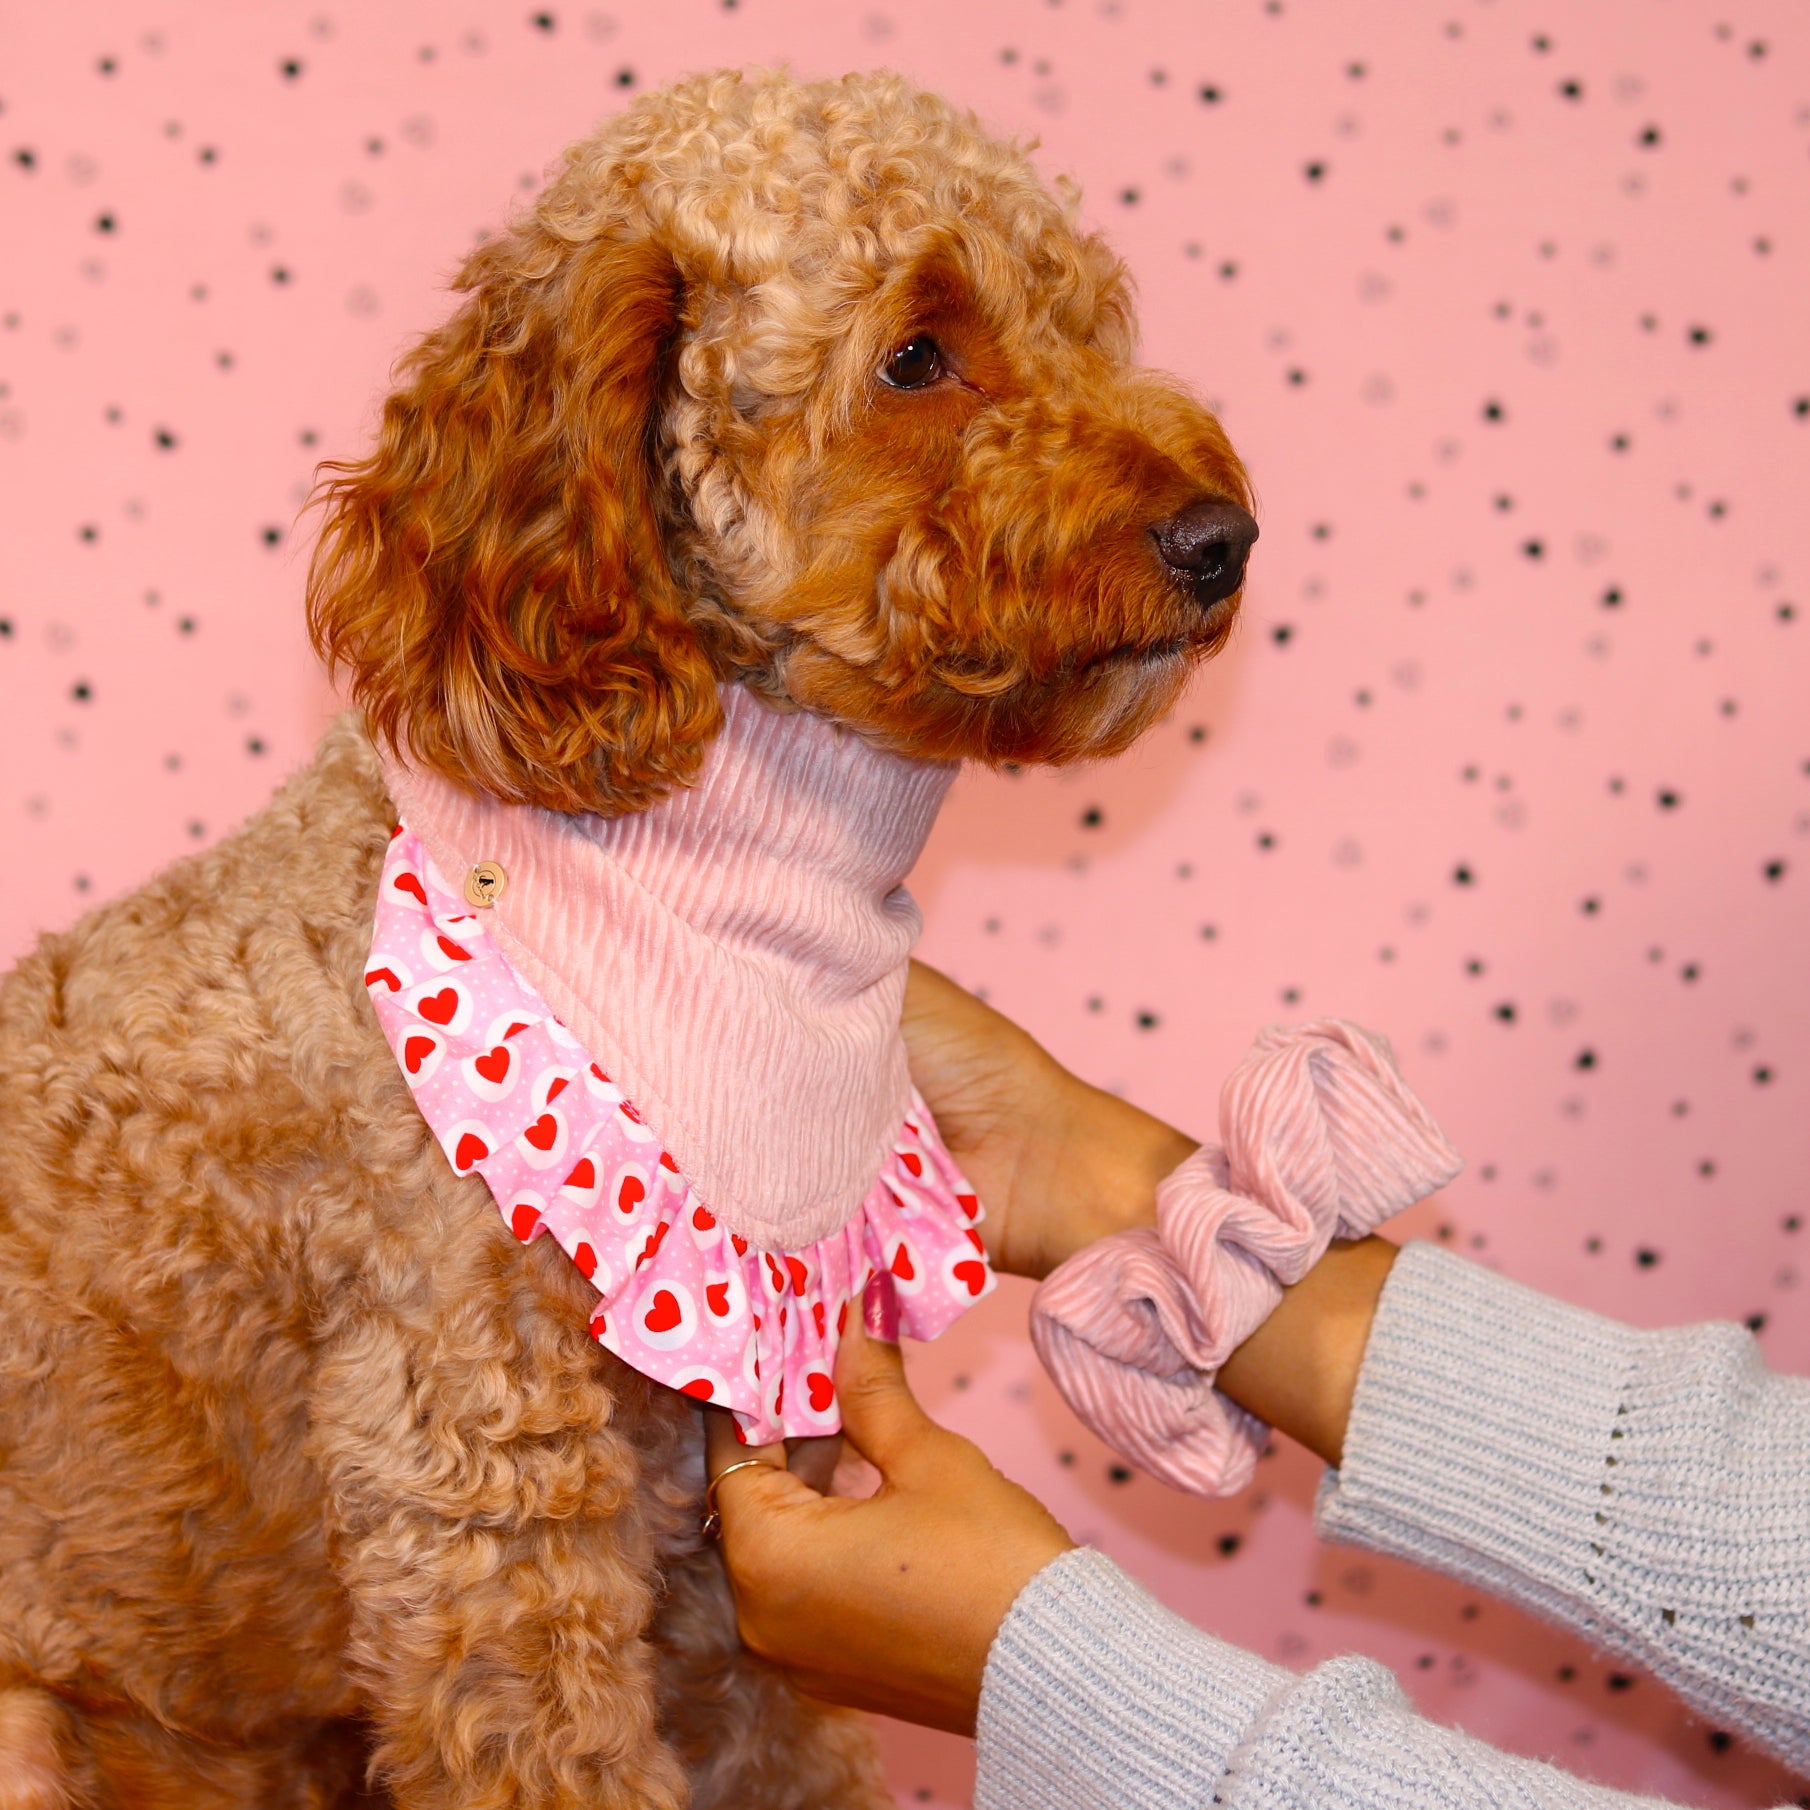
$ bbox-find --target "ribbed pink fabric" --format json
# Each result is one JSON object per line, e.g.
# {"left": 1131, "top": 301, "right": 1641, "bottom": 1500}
{"left": 1030, "top": 1019, "right": 1463, "bottom": 1497}
{"left": 380, "top": 684, "right": 957, "bottom": 1248}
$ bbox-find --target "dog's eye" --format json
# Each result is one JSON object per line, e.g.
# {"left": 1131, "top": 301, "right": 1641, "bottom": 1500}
{"left": 880, "top": 335, "right": 944, "bottom": 390}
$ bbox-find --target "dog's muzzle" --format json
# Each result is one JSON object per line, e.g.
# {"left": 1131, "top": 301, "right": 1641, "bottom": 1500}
{"left": 1150, "top": 498, "right": 1259, "bottom": 608}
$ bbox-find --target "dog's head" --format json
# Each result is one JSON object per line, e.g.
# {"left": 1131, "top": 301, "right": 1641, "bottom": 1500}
{"left": 308, "top": 68, "right": 1254, "bottom": 815}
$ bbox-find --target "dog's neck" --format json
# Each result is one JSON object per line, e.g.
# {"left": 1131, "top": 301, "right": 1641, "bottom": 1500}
{"left": 572, "top": 682, "right": 956, "bottom": 992}
{"left": 380, "top": 684, "right": 957, "bottom": 1248}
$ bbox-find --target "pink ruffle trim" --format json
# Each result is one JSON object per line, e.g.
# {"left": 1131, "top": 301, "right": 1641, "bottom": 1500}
{"left": 1031, "top": 1020, "right": 1462, "bottom": 1497}
{"left": 365, "top": 824, "right": 995, "bottom": 1444}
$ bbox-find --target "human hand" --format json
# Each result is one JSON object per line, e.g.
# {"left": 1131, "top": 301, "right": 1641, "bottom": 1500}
{"left": 901, "top": 965, "right": 1402, "bottom": 1467}
{"left": 704, "top": 1311, "right": 1074, "bottom": 1735}
{"left": 900, "top": 960, "right": 1197, "bottom": 1279}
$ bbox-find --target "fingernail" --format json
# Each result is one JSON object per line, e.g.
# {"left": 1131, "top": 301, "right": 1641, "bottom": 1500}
{"left": 862, "top": 1270, "right": 899, "bottom": 1342}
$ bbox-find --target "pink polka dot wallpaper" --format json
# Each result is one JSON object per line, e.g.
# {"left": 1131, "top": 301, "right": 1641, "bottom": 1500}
{"left": 1, "top": 3, "right": 1805, "bottom": 1806}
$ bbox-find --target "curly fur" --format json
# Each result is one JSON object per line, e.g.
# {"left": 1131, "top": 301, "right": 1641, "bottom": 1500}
{"left": 308, "top": 66, "right": 1248, "bottom": 809}
{"left": 3, "top": 68, "right": 1249, "bottom": 1806}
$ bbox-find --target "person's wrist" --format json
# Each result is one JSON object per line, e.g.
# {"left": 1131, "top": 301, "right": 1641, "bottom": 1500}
{"left": 1215, "top": 1235, "right": 1398, "bottom": 1467}
{"left": 1040, "top": 1079, "right": 1196, "bottom": 1273}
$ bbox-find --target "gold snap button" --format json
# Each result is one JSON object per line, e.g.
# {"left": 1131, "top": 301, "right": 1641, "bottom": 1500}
{"left": 463, "top": 861, "right": 508, "bottom": 909}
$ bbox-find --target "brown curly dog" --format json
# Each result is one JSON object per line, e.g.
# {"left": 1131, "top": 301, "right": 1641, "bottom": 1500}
{"left": 0, "top": 68, "right": 1252, "bottom": 1810}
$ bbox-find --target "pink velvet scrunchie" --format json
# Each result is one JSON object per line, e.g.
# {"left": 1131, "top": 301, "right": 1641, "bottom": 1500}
{"left": 1030, "top": 1019, "right": 1462, "bottom": 1497}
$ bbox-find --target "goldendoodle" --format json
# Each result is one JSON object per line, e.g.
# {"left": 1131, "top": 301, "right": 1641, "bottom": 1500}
{"left": 0, "top": 67, "right": 1253, "bottom": 1809}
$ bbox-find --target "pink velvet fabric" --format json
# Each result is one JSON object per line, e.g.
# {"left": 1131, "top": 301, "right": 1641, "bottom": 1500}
{"left": 365, "top": 823, "right": 994, "bottom": 1443}
{"left": 380, "top": 683, "right": 958, "bottom": 1248}
{"left": 1031, "top": 1020, "right": 1463, "bottom": 1497}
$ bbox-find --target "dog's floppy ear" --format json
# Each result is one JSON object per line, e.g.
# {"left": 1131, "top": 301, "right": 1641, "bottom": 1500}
{"left": 307, "top": 225, "right": 720, "bottom": 816}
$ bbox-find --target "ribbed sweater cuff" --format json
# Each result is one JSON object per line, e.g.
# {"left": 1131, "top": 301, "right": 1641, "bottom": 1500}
{"left": 1315, "top": 1241, "right": 1810, "bottom": 1774}
{"left": 975, "top": 1547, "right": 1290, "bottom": 1810}
{"left": 1316, "top": 1241, "right": 1643, "bottom": 1631}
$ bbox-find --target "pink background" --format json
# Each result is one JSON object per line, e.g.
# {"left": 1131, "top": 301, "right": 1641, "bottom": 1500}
{"left": 2, "top": 2, "right": 1806, "bottom": 1804}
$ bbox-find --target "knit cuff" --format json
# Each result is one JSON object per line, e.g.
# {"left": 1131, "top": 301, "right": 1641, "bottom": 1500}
{"left": 975, "top": 1547, "right": 1290, "bottom": 1810}
{"left": 1318, "top": 1241, "right": 1810, "bottom": 1774}
{"left": 1315, "top": 1240, "right": 1644, "bottom": 1630}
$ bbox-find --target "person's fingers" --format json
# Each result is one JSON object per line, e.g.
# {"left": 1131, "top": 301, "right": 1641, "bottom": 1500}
{"left": 702, "top": 1405, "right": 787, "bottom": 1481}
{"left": 701, "top": 1408, "right": 794, "bottom": 1532}
{"left": 831, "top": 1312, "right": 941, "bottom": 1476}
{"left": 784, "top": 1433, "right": 843, "bottom": 1495}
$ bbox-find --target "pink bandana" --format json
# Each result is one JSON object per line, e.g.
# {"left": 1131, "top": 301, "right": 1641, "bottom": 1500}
{"left": 379, "top": 683, "right": 959, "bottom": 1249}
{"left": 365, "top": 825, "right": 995, "bottom": 1442}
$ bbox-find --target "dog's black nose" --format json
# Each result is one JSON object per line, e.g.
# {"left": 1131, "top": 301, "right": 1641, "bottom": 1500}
{"left": 1149, "top": 499, "right": 1259, "bottom": 607}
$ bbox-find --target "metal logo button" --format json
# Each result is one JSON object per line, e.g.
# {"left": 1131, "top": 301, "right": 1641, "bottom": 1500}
{"left": 463, "top": 861, "right": 508, "bottom": 909}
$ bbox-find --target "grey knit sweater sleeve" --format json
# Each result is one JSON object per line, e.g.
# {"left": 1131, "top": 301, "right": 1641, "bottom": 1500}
{"left": 1318, "top": 1240, "right": 1810, "bottom": 1769}
{"left": 975, "top": 1242, "right": 1810, "bottom": 1809}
